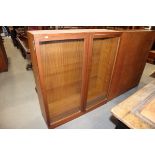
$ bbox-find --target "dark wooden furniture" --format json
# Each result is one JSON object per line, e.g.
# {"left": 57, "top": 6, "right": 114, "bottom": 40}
{"left": 13, "top": 27, "right": 50, "bottom": 59}
{"left": 0, "top": 35, "right": 8, "bottom": 72}
{"left": 14, "top": 27, "right": 51, "bottom": 70}
{"left": 27, "top": 29, "right": 155, "bottom": 128}
{"left": 146, "top": 33, "right": 155, "bottom": 64}
{"left": 16, "top": 36, "right": 29, "bottom": 59}
{"left": 147, "top": 50, "right": 155, "bottom": 64}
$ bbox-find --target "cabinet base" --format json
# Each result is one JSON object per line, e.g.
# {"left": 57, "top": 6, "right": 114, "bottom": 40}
{"left": 48, "top": 99, "right": 107, "bottom": 128}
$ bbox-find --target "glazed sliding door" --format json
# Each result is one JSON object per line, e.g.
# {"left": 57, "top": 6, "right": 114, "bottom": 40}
{"left": 86, "top": 36, "right": 120, "bottom": 109}
{"left": 39, "top": 39, "right": 84, "bottom": 123}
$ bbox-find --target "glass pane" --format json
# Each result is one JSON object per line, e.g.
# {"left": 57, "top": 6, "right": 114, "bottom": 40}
{"left": 86, "top": 37, "right": 119, "bottom": 109}
{"left": 39, "top": 39, "right": 84, "bottom": 123}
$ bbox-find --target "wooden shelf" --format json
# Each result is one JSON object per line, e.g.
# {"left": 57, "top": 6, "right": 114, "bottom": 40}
{"left": 46, "top": 81, "right": 81, "bottom": 102}
{"left": 48, "top": 93, "right": 81, "bottom": 123}
{"left": 43, "top": 63, "right": 82, "bottom": 77}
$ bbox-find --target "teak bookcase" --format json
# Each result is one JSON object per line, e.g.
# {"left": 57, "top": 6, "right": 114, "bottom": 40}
{"left": 27, "top": 29, "right": 155, "bottom": 128}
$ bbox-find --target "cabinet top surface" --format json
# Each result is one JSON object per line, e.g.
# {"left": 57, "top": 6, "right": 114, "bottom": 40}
{"left": 28, "top": 29, "right": 117, "bottom": 35}
{"left": 27, "top": 29, "right": 154, "bottom": 36}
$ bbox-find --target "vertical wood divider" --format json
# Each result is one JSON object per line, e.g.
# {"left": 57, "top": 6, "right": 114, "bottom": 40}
{"left": 107, "top": 36, "right": 121, "bottom": 100}
{"left": 81, "top": 34, "right": 93, "bottom": 111}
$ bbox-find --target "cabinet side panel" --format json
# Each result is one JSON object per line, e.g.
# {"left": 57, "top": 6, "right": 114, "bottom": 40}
{"left": 27, "top": 33, "right": 48, "bottom": 124}
{"left": 108, "top": 31, "right": 155, "bottom": 100}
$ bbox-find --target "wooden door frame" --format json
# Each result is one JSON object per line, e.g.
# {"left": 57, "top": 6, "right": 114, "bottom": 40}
{"left": 85, "top": 33, "right": 122, "bottom": 112}
{"left": 32, "top": 31, "right": 122, "bottom": 128}
{"left": 33, "top": 33, "right": 90, "bottom": 128}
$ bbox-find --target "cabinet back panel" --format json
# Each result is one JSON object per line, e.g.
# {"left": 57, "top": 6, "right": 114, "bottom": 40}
{"left": 87, "top": 37, "right": 119, "bottom": 108}
{"left": 39, "top": 39, "right": 84, "bottom": 123}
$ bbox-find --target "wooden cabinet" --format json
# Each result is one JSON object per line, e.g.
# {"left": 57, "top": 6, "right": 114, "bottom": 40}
{"left": 108, "top": 31, "right": 155, "bottom": 100}
{"left": 28, "top": 29, "right": 154, "bottom": 128}
{"left": 0, "top": 36, "right": 8, "bottom": 72}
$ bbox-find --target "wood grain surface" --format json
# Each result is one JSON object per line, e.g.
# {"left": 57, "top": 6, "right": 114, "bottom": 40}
{"left": 39, "top": 39, "right": 84, "bottom": 122}
{"left": 87, "top": 37, "right": 119, "bottom": 108}
{"left": 140, "top": 99, "right": 155, "bottom": 123}
{"left": 27, "top": 29, "right": 155, "bottom": 128}
{"left": 111, "top": 80, "right": 155, "bottom": 128}
{"left": 108, "top": 31, "right": 155, "bottom": 100}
